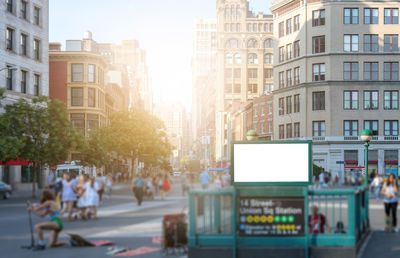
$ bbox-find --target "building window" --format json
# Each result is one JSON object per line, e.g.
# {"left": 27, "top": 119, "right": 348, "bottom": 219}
{"left": 88, "top": 64, "right": 95, "bottom": 83}
{"left": 261, "top": 104, "right": 265, "bottom": 116}
{"left": 270, "top": 23, "right": 273, "bottom": 32}
{"left": 234, "top": 68, "right": 241, "bottom": 78}
{"left": 225, "top": 24, "right": 230, "bottom": 32}
{"left": 312, "top": 36, "right": 325, "bottom": 53}
{"left": 286, "top": 124, "right": 292, "bottom": 138}
{"left": 384, "top": 120, "right": 398, "bottom": 136}
{"left": 384, "top": 91, "right": 399, "bottom": 110}
{"left": 364, "top": 34, "right": 379, "bottom": 52}
{"left": 294, "top": 122, "right": 300, "bottom": 137}
{"left": 384, "top": 8, "right": 398, "bottom": 24}
{"left": 279, "top": 22, "right": 284, "bottom": 37}
{"left": 237, "top": 23, "right": 241, "bottom": 32}
{"left": 247, "top": 23, "right": 252, "bottom": 32}
{"left": 6, "top": 27, "right": 14, "bottom": 51}
{"left": 264, "top": 54, "right": 273, "bottom": 64}
{"left": 254, "top": 105, "right": 258, "bottom": 117}
{"left": 33, "top": 39, "right": 40, "bottom": 60}
{"left": 286, "top": 69, "right": 292, "bottom": 87}
{"left": 312, "top": 91, "right": 325, "bottom": 111}
{"left": 286, "top": 96, "right": 292, "bottom": 114}
{"left": 225, "top": 69, "right": 232, "bottom": 79}
{"left": 264, "top": 23, "right": 269, "bottom": 32}
{"left": 279, "top": 72, "right": 284, "bottom": 88}
{"left": 264, "top": 68, "right": 273, "bottom": 79}
{"left": 34, "top": 6, "right": 40, "bottom": 25}
{"left": 225, "top": 39, "right": 239, "bottom": 49}
{"left": 286, "top": 43, "right": 292, "bottom": 60}
{"left": 344, "top": 8, "right": 358, "bottom": 24}
{"left": 293, "top": 40, "right": 300, "bottom": 57}
{"left": 247, "top": 39, "right": 258, "bottom": 48}
{"left": 234, "top": 53, "right": 241, "bottom": 64}
{"left": 384, "top": 62, "right": 399, "bottom": 80}
{"left": 279, "top": 47, "right": 284, "bottom": 62}
{"left": 344, "top": 35, "right": 359, "bottom": 52}
{"left": 364, "top": 120, "right": 378, "bottom": 135}
{"left": 268, "top": 103, "right": 272, "bottom": 115}
{"left": 224, "top": 84, "right": 232, "bottom": 93}
{"left": 294, "top": 15, "right": 300, "bottom": 31}
{"left": 6, "top": 66, "right": 13, "bottom": 90}
{"left": 71, "top": 113, "right": 85, "bottom": 133}
{"left": 384, "top": 35, "right": 399, "bottom": 52}
{"left": 364, "top": 62, "right": 379, "bottom": 80}
{"left": 263, "top": 84, "right": 272, "bottom": 94}
{"left": 88, "top": 88, "right": 96, "bottom": 107}
{"left": 312, "top": 9, "right": 325, "bottom": 26}
{"left": 234, "top": 84, "right": 241, "bottom": 93}
{"left": 260, "top": 121, "right": 265, "bottom": 134}
{"left": 71, "top": 64, "right": 84, "bottom": 82}
{"left": 20, "top": 0, "right": 27, "bottom": 19}
{"left": 343, "top": 62, "right": 359, "bottom": 80}
{"left": 264, "top": 39, "right": 272, "bottom": 48}
{"left": 231, "top": 24, "right": 235, "bottom": 32}
{"left": 294, "top": 94, "right": 300, "bottom": 113}
{"left": 71, "top": 87, "right": 84, "bottom": 106}
{"left": 313, "top": 63, "right": 325, "bottom": 81}
{"left": 226, "top": 53, "right": 233, "bottom": 64}
{"left": 313, "top": 121, "right": 325, "bottom": 136}
{"left": 33, "top": 74, "right": 40, "bottom": 96}
{"left": 20, "top": 34, "right": 27, "bottom": 56}
{"left": 279, "top": 98, "right": 284, "bottom": 115}
{"left": 344, "top": 91, "right": 358, "bottom": 110}
{"left": 247, "top": 84, "right": 257, "bottom": 94}
{"left": 247, "top": 68, "right": 257, "bottom": 79}
{"left": 364, "top": 91, "right": 378, "bottom": 110}
{"left": 253, "top": 23, "right": 257, "bottom": 32}
{"left": 294, "top": 67, "right": 300, "bottom": 85}
{"left": 279, "top": 125, "right": 284, "bottom": 139}
{"left": 248, "top": 53, "right": 258, "bottom": 64}
{"left": 286, "top": 18, "right": 292, "bottom": 35}
{"left": 344, "top": 120, "right": 358, "bottom": 136}
{"left": 6, "top": 0, "right": 13, "bottom": 13}
{"left": 20, "top": 70, "right": 27, "bottom": 94}
{"left": 364, "top": 8, "right": 378, "bottom": 24}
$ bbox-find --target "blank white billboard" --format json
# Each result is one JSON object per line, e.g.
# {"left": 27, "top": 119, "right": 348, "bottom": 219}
{"left": 233, "top": 143, "right": 310, "bottom": 184}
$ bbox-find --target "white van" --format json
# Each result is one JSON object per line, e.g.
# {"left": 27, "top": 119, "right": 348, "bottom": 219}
{"left": 56, "top": 161, "right": 84, "bottom": 179}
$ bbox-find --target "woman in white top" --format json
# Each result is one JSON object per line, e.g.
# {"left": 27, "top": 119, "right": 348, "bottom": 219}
{"left": 82, "top": 177, "right": 99, "bottom": 220}
{"left": 60, "top": 173, "right": 77, "bottom": 221}
{"left": 382, "top": 173, "right": 399, "bottom": 231}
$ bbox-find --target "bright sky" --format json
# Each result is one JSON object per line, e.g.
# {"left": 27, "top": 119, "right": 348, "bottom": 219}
{"left": 49, "top": 0, "right": 272, "bottom": 111}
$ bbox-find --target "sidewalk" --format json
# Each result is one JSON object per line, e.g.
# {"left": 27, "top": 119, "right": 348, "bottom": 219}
{"left": 360, "top": 231, "right": 400, "bottom": 258}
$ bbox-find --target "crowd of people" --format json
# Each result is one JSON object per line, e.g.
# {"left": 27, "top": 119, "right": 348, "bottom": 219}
{"left": 130, "top": 172, "right": 172, "bottom": 205}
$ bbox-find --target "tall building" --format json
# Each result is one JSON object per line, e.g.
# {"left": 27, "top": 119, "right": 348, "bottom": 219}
{"left": 192, "top": 18, "right": 217, "bottom": 164}
{"left": 215, "top": 0, "right": 274, "bottom": 162}
{"left": 0, "top": 0, "right": 49, "bottom": 189}
{"left": 271, "top": 0, "right": 400, "bottom": 178}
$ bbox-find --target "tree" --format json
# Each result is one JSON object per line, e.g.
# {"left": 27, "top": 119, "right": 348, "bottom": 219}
{"left": 79, "top": 127, "right": 113, "bottom": 168}
{"left": 0, "top": 97, "right": 82, "bottom": 197}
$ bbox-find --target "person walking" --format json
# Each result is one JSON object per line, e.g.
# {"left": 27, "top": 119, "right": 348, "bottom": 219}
{"left": 83, "top": 176, "right": 100, "bottom": 220}
{"left": 132, "top": 173, "right": 146, "bottom": 205}
{"left": 27, "top": 190, "right": 65, "bottom": 250}
{"left": 215, "top": 175, "right": 222, "bottom": 189}
{"left": 105, "top": 174, "right": 113, "bottom": 199}
{"left": 199, "top": 170, "right": 210, "bottom": 190}
{"left": 76, "top": 174, "right": 88, "bottom": 219}
{"left": 161, "top": 174, "right": 171, "bottom": 200}
{"left": 371, "top": 173, "right": 382, "bottom": 198}
{"left": 47, "top": 170, "right": 55, "bottom": 188}
{"left": 60, "top": 173, "right": 77, "bottom": 221}
{"left": 381, "top": 173, "right": 399, "bottom": 232}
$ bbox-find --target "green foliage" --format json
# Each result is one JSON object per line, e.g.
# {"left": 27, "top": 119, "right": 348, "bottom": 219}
{"left": 313, "top": 164, "right": 324, "bottom": 178}
{"left": 79, "top": 127, "right": 112, "bottom": 168}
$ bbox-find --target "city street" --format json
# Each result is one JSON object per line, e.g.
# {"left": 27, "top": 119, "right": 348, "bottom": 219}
{"left": 2, "top": 181, "right": 400, "bottom": 257}
{"left": 0, "top": 179, "right": 188, "bottom": 258}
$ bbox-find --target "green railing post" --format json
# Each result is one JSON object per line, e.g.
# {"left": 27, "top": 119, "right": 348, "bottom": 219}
{"left": 347, "top": 193, "right": 355, "bottom": 240}
{"left": 189, "top": 191, "right": 196, "bottom": 245}
{"left": 304, "top": 187, "right": 309, "bottom": 258}
{"left": 232, "top": 187, "right": 237, "bottom": 258}
{"left": 214, "top": 193, "right": 221, "bottom": 233}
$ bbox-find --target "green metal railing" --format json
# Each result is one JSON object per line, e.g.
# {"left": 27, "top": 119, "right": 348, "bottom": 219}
{"left": 188, "top": 186, "right": 369, "bottom": 249}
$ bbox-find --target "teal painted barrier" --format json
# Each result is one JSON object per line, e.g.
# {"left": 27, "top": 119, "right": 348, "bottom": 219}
{"left": 189, "top": 186, "right": 369, "bottom": 250}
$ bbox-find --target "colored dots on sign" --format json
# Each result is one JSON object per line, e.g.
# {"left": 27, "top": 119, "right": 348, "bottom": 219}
{"left": 246, "top": 216, "right": 253, "bottom": 223}
{"left": 267, "top": 216, "right": 274, "bottom": 223}
{"left": 281, "top": 216, "right": 287, "bottom": 223}
{"left": 288, "top": 216, "right": 295, "bottom": 223}
{"left": 254, "top": 216, "right": 260, "bottom": 223}
{"left": 261, "top": 216, "right": 267, "bottom": 223}
{"left": 274, "top": 216, "right": 280, "bottom": 223}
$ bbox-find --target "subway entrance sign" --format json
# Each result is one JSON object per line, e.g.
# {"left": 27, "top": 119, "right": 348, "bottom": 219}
{"left": 231, "top": 140, "right": 312, "bottom": 258}
{"left": 238, "top": 196, "right": 305, "bottom": 237}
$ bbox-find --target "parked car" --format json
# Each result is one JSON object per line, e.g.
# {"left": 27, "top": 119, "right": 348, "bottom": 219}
{"left": 0, "top": 180, "right": 12, "bottom": 199}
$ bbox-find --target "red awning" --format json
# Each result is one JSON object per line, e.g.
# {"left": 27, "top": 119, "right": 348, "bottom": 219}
{"left": 385, "top": 160, "right": 398, "bottom": 164}
{"left": 0, "top": 158, "right": 32, "bottom": 166}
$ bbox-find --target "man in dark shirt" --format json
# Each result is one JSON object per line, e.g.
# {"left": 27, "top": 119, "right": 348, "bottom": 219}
{"left": 132, "top": 173, "right": 146, "bottom": 206}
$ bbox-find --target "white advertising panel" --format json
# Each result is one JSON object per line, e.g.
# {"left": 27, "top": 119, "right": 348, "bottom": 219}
{"left": 233, "top": 143, "right": 310, "bottom": 184}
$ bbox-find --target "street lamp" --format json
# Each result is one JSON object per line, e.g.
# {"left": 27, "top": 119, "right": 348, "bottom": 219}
{"left": 246, "top": 129, "right": 259, "bottom": 141}
{"left": 361, "top": 129, "right": 373, "bottom": 187}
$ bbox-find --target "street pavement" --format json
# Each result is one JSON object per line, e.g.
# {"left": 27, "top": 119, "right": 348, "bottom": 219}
{"left": 0, "top": 179, "right": 188, "bottom": 258}
{"left": 2, "top": 181, "right": 400, "bottom": 257}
